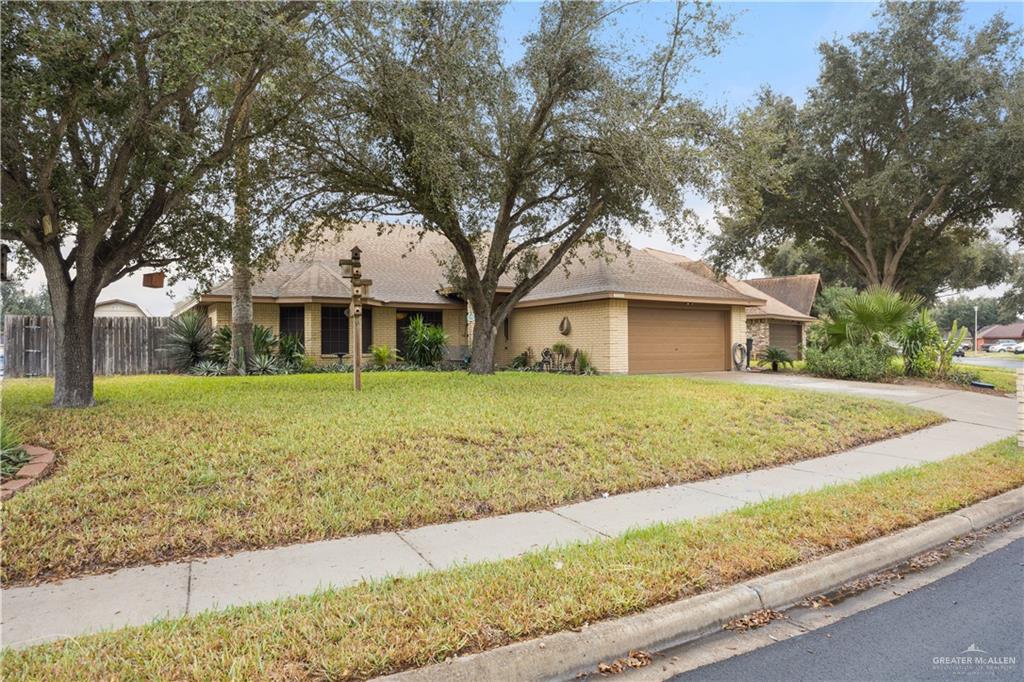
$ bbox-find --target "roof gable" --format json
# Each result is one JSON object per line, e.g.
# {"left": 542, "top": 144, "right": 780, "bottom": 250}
{"left": 745, "top": 274, "right": 822, "bottom": 316}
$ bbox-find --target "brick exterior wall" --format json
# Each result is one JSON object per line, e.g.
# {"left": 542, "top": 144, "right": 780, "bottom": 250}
{"left": 497, "top": 299, "right": 626, "bottom": 373}
{"left": 730, "top": 307, "right": 747, "bottom": 365}
{"left": 204, "top": 299, "right": 749, "bottom": 373}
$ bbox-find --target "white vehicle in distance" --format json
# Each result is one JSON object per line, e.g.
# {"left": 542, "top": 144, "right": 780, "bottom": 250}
{"left": 987, "top": 340, "right": 1019, "bottom": 352}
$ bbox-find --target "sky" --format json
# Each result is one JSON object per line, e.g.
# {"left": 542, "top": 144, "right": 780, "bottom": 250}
{"left": 13, "top": 1, "right": 1023, "bottom": 315}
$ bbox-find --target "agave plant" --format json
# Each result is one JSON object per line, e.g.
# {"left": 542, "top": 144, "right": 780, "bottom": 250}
{"left": 249, "top": 354, "right": 280, "bottom": 375}
{"left": 758, "top": 346, "right": 794, "bottom": 372}
{"left": 163, "top": 311, "right": 212, "bottom": 371}
{"left": 189, "top": 360, "right": 226, "bottom": 376}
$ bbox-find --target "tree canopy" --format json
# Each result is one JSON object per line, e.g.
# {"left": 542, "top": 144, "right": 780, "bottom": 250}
{"left": 709, "top": 1, "right": 1023, "bottom": 300}
{"left": 295, "top": 0, "right": 731, "bottom": 372}
{"left": 0, "top": 1, "right": 313, "bottom": 406}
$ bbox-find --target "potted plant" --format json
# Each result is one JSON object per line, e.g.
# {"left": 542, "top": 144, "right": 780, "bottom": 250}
{"left": 758, "top": 347, "right": 794, "bottom": 372}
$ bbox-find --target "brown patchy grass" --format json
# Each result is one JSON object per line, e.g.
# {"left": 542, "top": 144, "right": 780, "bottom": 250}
{"left": 3, "top": 439, "right": 1020, "bottom": 681}
{"left": 1, "top": 372, "right": 940, "bottom": 584}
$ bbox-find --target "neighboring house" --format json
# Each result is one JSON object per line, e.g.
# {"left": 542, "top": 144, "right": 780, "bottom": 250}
{"left": 181, "top": 223, "right": 778, "bottom": 374}
{"left": 743, "top": 274, "right": 821, "bottom": 359}
{"left": 977, "top": 322, "right": 1024, "bottom": 347}
{"left": 643, "top": 251, "right": 817, "bottom": 360}
{"left": 95, "top": 299, "right": 148, "bottom": 318}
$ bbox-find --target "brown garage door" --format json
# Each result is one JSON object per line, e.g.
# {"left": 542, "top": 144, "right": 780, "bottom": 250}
{"left": 769, "top": 322, "right": 801, "bottom": 357}
{"left": 628, "top": 304, "right": 728, "bottom": 373}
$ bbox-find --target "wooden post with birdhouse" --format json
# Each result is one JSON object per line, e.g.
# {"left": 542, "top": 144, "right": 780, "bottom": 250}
{"left": 339, "top": 246, "right": 372, "bottom": 391}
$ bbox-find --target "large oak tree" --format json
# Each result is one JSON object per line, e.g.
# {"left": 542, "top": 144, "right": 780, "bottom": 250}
{"left": 709, "top": 1, "right": 1022, "bottom": 299}
{"left": 298, "top": 1, "right": 730, "bottom": 373}
{"left": 1, "top": 2, "right": 311, "bottom": 406}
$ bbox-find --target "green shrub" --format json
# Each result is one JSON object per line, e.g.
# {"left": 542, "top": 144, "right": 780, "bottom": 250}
{"left": 935, "top": 322, "right": 968, "bottom": 380}
{"left": 575, "top": 349, "right": 595, "bottom": 375}
{"left": 509, "top": 348, "right": 533, "bottom": 369}
{"left": 164, "top": 311, "right": 212, "bottom": 370}
{"left": 403, "top": 315, "right": 448, "bottom": 367}
{"left": 369, "top": 345, "right": 401, "bottom": 369}
{"left": 277, "top": 335, "right": 306, "bottom": 372}
{"left": 819, "top": 287, "right": 921, "bottom": 349}
{"left": 210, "top": 325, "right": 278, "bottom": 365}
{"left": 805, "top": 345, "right": 895, "bottom": 382}
{"left": 899, "top": 310, "right": 941, "bottom": 377}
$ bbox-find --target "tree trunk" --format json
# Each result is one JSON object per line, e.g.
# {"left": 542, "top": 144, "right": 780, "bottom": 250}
{"left": 230, "top": 257, "right": 255, "bottom": 374}
{"left": 51, "top": 289, "right": 97, "bottom": 408}
{"left": 468, "top": 313, "right": 497, "bottom": 374}
{"left": 228, "top": 89, "right": 254, "bottom": 374}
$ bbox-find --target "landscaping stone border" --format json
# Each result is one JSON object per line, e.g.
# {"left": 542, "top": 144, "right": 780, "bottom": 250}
{"left": 1, "top": 446, "right": 56, "bottom": 501}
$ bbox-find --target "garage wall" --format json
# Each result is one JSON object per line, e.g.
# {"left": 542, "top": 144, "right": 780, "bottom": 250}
{"left": 500, "top": 299, "right": 623, "bottom": 373}
{"left": 730, "top": 306, "right": 747, "bottom": 358}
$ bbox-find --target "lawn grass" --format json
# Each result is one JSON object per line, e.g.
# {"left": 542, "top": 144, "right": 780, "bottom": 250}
{"left": 0, "top": 372, "right": 940, "bottom": 584}
{"left": 4, "top": 438, "right": 1020, "bottom": 681}
{"left": 972, "top": 365, "right": 1017, "bottom": 394}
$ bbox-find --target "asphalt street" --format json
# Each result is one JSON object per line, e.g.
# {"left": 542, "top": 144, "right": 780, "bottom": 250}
{"left": 956, "top": 355, "right": 1022, "bottom": 370}
{"left": 674, "top": 537, "right": 1024, "bottom": 681}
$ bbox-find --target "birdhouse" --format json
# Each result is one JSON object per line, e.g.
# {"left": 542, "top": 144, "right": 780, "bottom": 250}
{"left": 142, "top": 272, "right": 165, "bottom": 288}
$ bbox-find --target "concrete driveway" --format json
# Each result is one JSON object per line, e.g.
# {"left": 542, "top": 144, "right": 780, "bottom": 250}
{"left": 683, "top": 371, "right": 1015, "bottom": 431}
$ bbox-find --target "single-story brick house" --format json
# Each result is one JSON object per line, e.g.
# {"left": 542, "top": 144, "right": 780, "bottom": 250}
{"left": 180, "top": 223, "right": 815, "bottom": 373}
{"left": 643, "top": 251, "right": 817, "bottom": 360}
{"left": 977, "top": 322, "right": 1024, "bottom": 348}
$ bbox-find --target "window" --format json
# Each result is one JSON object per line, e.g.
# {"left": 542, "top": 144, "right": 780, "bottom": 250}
{"left": 279, "top": 306, "right": 304, "bottom": 342}
{"left": 320, "top": 306, "right": 374, "bottom": 356}
{"left": 321, "top": 305, "right": 348, "bottom": 356}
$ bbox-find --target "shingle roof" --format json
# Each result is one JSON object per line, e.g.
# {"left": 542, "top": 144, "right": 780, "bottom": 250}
{"left": 978, "top": 322, "right": 1024, "bottom": 339}
{"left": 744, "top": 274, "right": 821, "bottom": 316}
{"left": 202, "top": 224, "right": 763, "bottom": 307}
{"left": 207, "top": 223, "right": 461, "bottom": 306}
{"left": 643, "top": 249, "right": 813, "bottom": 321}
{"left": 518, "top": 243, "right": 762, "bottom": 304}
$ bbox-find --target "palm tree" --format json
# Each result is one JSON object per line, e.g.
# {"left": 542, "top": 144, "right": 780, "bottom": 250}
{"left": 821, "top": 287, "right": 922, "bottom": 348}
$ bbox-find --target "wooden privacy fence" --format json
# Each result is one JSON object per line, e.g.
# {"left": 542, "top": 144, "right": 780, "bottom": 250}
{"left": 3, "top": 315, "right": 175, "bottom": 378}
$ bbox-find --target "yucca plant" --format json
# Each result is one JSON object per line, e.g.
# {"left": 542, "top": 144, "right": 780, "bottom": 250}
{"left": 935, "top": 322, "right": 968, "bottom": 379}
{"left": 210, "top": 325, "right": 278, "bottom": 365}
{"left": 277, "top": 335, "right": 305, "bottom": 371}
{"left": 403, "top": 315, "right": 448, "bottom": 367}
{"left": 758, "top": 346, "right": 794, "bottom": 372}
{"left": 163, "top": 311, "right": 212, "bottom": 371}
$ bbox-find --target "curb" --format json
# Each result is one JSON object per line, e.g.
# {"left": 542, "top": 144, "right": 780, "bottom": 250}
{"left": 380, "top": 486, "right": 1024, "bottom": 682}
{"left": 0, "top": 445, "right": 56, "bottom": 501}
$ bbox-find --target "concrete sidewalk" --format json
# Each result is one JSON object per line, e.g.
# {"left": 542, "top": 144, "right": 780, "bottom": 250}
{"left": 1, "top": 376, "right": 1014, "bottom": 650}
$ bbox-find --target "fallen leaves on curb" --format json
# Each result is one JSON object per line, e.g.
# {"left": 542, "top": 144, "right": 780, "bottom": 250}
{"left": 724, "top": 609, "right": 785, "bottom": 631}
{"left": 596, "top": 650, "right": 652, "bottom": 674}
